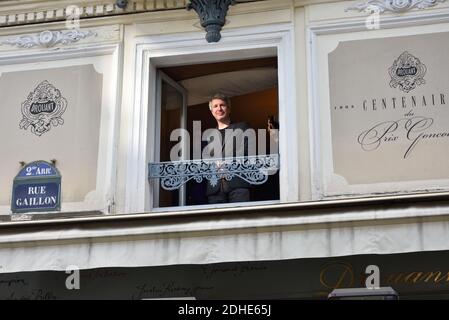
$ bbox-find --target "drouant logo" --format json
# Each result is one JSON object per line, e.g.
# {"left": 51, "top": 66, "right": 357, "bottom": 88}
{"left": 20, "top": 80, "right": 68, "bottom": 136}
{"left": 389, "top": 51, "right": 427, "bottom": 93}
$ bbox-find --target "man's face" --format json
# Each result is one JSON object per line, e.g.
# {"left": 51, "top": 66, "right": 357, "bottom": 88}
{"left": 210, "top": 98, "right": 231, "bottom": 123}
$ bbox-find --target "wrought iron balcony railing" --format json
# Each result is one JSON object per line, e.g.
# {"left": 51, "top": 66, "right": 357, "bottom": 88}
{"left": 149, "top": 154, "right": 279, "bottom": 191}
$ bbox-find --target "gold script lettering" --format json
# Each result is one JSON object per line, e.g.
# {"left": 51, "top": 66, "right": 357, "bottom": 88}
{"left": 422, "top": 271, "right": 449, "bottom": 283}
{"left": 404, "top": 272, "right": 424, "bottom": 284}
{"left": 320, "top": 262, "right": 354, "bottom": 290}
{"left": 386, "top": 273, "right": 404, "bottom": 285}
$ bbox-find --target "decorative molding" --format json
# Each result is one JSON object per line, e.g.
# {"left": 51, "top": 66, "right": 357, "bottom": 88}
{"left": 0, "top": 0, "right": 188, "bottom": 28}
{"left": 149, "top": 155, "right": 279, "bottom": 191}
{"left": 346, "top": 0, "right": 446, "bottom": 13}
{"left": 0, "top": 29, "right": 96, "bottom": 48}
{"left": 0, "top": 0, "right": 262, "bottom": 28}
{"left": 187, "top": 0, "right": 236, "bottom": 43}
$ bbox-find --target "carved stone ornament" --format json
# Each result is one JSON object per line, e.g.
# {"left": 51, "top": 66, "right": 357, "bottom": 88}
{"left": 149, "top": 154, "right": 279, "bottom": 191}
{"left": 1, "top": 29, "right": 96, "bottom": 49}
{"left": 187, "top": 0, "right": 235, "bottom": 43}
{"left": 346, "top": 0, "right": 446, "bottom": 13}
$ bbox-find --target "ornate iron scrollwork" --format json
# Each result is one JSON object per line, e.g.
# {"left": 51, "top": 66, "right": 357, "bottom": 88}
{"left": 149, "top": 154, "right": 279, "bottom": 191}
{"left": 187, "top": 0, "right": 235, "bottom": 43}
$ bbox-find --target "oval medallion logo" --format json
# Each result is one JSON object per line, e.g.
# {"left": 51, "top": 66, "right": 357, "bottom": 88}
{"left": 19, "top": 80, "right": 67, "bottom": 136}
{"left": 389, "top": 51, "right": 427, "bottom": 93}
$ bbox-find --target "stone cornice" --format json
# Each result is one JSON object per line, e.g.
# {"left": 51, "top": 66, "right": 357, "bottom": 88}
{"left": 0, "top": 0, "right": 269, "bottom": 28}
{"left": 0, "top": 0, "right": 185, "bottom": 28}
{"left": 2, "top": 0, "right": 445, "bottom": 29}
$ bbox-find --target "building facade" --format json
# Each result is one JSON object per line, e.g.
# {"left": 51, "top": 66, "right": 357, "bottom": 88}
{"left": 1, "top": 0, "right": 449, "bottom": 299}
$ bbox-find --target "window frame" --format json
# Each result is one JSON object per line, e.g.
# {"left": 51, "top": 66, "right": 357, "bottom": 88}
{"left": 125, "top": 23, "right": 299, "bottom": 213}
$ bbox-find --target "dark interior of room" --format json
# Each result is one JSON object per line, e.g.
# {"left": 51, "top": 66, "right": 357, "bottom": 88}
{"left": 158, "top": 57, "right": 280, "bottom": 207}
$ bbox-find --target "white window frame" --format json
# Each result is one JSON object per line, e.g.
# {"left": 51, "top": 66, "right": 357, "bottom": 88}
{"left": 125, "top": 23, "right": 299, "bottom": 213}
{"left": 153, "top": 70, "right": 188, "bottom": 207}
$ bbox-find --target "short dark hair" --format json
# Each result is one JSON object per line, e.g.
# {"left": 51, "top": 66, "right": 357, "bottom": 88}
{"left": 209, "top": 93, "right": 231, "bottom": 110}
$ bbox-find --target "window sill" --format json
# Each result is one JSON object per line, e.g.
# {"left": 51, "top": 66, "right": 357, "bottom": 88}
{"left": 150, "top": 200, "right": 281, "bottom": 213}
{"left": 1, "top": 210, "right": 105, "bottom": 223}
{"left": 1, "top": 191, "right": 449, "bottom": 231}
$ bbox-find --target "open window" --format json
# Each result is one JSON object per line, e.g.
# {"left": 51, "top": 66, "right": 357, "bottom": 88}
{"left": 149, "top": 57, "right": 280, "bottom": 208}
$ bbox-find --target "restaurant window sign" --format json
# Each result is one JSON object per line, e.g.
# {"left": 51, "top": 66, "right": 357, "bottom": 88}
{"left": 321, "top": 31, "right": 449, "bottom": 196}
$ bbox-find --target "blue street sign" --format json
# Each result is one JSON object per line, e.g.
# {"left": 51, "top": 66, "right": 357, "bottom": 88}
{"left": 12, "top": 161, "right": 61, "bottom": 214}
{"left": 16, "top": 162, "right": 58, "bottom": 178}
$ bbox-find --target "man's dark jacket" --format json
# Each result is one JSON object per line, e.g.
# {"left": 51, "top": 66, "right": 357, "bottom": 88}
{"left": 204, "top": 122, "right": 253, "bottom": 196}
